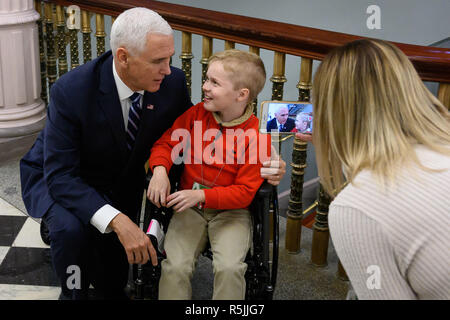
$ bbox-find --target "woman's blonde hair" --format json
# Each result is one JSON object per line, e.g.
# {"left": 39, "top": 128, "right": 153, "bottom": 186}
{"left": 312, "top": 39, "right": 450, "bottom": 197}
{"left": 208, "top": 49, "right": 266, "bottom": 103}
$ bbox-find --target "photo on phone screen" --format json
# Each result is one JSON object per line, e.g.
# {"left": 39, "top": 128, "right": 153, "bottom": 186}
{"left": 259, "top": 101, "right": 313, "bottom": 134}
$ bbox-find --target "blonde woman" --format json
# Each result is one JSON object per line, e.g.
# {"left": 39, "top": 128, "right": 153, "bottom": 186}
{"left": 312, "top": 39, "right": 450, "bottom": 299}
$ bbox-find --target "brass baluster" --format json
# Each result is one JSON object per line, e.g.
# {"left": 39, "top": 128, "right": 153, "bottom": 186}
{"left": 180, "top": 32, "right": 193, "bottom": 98}
{"left": 270, "top": 52, "right": 286, "bottom": 101}
{"left": 55, "top": 5, "right": 68, "bottom": 77}
{"left": 63, "top": 3, "right": 80, "bottom": 70}
{"left": 249, "top": 46, "right": 260, "bottom": 115}
{"left": 248, "top": 46, "right": 260, "bottom": 55}
{"left": 225, "top": 40, "right": 235, "bottom": 50}
{"left": 285, "top": 138, "right": 307, "bottom": 253}
{"left": 200, "top": 36, "right": 213, "bottom": 99}
{"left": 35, "top": 0, "right": 47, "bottom": 104}
{"left": 96, "top": 14, "right": 106, "bottom": 57}
{"left": 285, "top": 57, "right": 312, "bottom": 254}
{"left": 68, "top": 31, "right": 79, "bottom": 70}
{"left": 297, "top": 58, "right": 313, "bottom": 102}
{"left": 299, "top": 56, "right": 333, "bottom": 267}
{"left": 81, "top": 10, "right": 92, "bottom": 63}
{"left": 311, "top": 184, "right": 331, "bottom": 266}
{"left": 44, "top": 2, "right": 57, "bottom": 89}
{"left": 438, "top": 82, "right": 450, "bottom": 110}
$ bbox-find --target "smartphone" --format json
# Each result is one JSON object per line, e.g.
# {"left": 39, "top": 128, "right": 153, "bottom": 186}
{"left": 259, "top": 100, "right": 313, "bottom": 134}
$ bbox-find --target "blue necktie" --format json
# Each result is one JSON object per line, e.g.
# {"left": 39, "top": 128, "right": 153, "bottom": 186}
{"left": 126, "top": 92, "right": 142, "bottom": 151}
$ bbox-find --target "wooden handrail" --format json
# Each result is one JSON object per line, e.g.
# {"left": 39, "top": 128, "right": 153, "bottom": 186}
{"left": 47, "top": 0, "right": 450, "bottom": 83}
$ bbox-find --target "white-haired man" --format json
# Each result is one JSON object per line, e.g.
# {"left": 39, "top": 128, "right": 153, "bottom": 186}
{"left": 20, "top": 7, "right": 285, "bottom": 300}
{"left": 266, "top": 105, "right": 295, "bottom": 132}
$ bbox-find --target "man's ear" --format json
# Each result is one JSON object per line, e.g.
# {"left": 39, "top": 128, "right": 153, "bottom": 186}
{"left": 116, "top": 47, "right": 129, "bottom": 65}
{"left": 237, "top": 88, "right": 250, "bottom": 102}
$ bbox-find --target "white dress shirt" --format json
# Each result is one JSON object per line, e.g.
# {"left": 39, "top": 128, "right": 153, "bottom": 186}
{"left": 89, "top": 60, "right": 144, "bottom": 234}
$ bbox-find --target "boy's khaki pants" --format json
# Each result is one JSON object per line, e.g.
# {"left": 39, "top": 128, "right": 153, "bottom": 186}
{"left": 158, "top": 207, "right": 251, "bottom": 300}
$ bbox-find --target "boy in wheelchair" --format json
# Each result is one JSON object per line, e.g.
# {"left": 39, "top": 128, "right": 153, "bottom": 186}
{"left": 147, "top": 49, "right": 271, "bottom": 300}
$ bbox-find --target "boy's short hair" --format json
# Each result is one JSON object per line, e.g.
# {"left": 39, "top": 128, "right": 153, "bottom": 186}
{"left": 208, "top": 49, "right": 266, "bottom": 102}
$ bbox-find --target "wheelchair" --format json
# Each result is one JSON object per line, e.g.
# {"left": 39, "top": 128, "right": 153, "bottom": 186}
{"left": 133, "top": 165, "right": 280, "bottom": 300}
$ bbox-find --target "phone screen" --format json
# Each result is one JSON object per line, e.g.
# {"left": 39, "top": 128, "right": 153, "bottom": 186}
{"left": 259, "top": 101, "right": 313, "bottom": 134}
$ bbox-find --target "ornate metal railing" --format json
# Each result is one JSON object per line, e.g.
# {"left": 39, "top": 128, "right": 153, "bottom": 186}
{"left": 36, "top": 0, "right": 450, "bottom": 280}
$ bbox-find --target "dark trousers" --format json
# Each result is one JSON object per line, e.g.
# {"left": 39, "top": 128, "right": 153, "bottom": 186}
{"left": 43, "top": 202, "right": 129, "bottom": 300}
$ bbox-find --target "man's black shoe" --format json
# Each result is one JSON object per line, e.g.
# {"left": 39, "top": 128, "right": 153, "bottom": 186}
{"left": 40, "top": 219, "right": 51, "bottom": 245}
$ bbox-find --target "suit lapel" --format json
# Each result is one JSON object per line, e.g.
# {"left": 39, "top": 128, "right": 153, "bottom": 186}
{"left": 97, "top": 56, "right": 128, "bottom": 163}
{"left": 138, "top": 91, "right": 156, "bottom": 140}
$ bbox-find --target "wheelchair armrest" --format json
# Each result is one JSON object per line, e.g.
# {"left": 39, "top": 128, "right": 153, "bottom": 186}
{"left": 254, "top": 181, "right": 274, "bottom": 199}
{"left": 249, "top": 181, "right": 275, "bottom": 230}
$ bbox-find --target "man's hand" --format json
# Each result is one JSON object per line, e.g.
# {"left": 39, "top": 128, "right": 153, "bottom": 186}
{"left": 147, "top": 166, "right": 170, "bottom": 208}
{"left": 166, "top": 190, "right": 205, "bottom": 213}
{"left": 109, "top": 213, "right": 158, "bottom": 266}
{"left": 260, "top": 145, "right": 286, "bottom": 186}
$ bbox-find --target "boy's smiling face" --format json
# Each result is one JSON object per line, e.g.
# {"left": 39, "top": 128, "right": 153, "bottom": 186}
{"left": 202, "top": 61, "right": 247, "bottom": 122}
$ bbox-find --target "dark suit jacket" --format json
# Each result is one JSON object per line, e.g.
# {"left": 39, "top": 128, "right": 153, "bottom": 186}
{"left": 266, "top": 117, "right": 295, "bottom": 132}
{"left": 20, "top": 51, "right": 192, "bottom": 224}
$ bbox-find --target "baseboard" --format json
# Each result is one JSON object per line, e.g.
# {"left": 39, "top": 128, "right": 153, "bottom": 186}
{"left": 0, "top": 133, "right": 38, "bottom": 165}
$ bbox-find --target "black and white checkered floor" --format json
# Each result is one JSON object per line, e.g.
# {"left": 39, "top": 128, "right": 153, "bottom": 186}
{"left": 0, "top": 182, "right": 349, "bottom": 301}
{"left": 0, "top": 198, "right": 61, "bottom": 299}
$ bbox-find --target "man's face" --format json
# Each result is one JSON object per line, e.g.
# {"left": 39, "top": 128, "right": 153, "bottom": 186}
{"left": 275, "top": 107, "right": 289, "bottom": 125}
{"left": 121, "top": 33, "right": 175, "bottom": 92}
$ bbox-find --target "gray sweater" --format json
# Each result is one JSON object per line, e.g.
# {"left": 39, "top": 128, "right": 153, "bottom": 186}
{"left": 329, "top": 145, "right": 450, "bottom": 300}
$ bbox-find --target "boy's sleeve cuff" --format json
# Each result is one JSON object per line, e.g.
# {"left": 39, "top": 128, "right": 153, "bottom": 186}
{"left": 149, "top": 157, "right": 172, "bottom": 173}
{"left": 203, "top": 188, "right": 219, "bottom": 208}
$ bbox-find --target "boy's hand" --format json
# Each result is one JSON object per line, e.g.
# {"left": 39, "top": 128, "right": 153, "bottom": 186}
{"left": 260, "top": 145, "right": 286, "bottom": 186}
{"left": 147, "top": 166, "right": 171, "bottom": 208}
{"left": 166, "top": 190, "right": 205, "bottom": 213}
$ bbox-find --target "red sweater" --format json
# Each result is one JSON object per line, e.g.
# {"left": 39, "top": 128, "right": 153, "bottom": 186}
{"left": 149, "top": 102, "right": 271, "bottom": 210}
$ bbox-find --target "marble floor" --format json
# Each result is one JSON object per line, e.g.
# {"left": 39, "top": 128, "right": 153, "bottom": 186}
{"left": 0, "top": 198, "right": 61, "bottom": 299}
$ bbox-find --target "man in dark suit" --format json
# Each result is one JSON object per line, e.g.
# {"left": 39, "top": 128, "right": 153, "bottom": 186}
{"left": 266, "top": 105, "right": 295, "bottom": 132}
{"left": 19, "top": 8, "right": 192, "bottom": 300}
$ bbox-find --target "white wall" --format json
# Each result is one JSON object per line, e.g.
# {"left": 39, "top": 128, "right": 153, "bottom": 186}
{"left": 160, "top": 0, "right": 450, "bottom": 46}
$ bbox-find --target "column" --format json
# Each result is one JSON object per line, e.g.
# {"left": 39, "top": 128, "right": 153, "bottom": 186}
{"left": 0, "top": 0, "right": 46, "bottom": 162}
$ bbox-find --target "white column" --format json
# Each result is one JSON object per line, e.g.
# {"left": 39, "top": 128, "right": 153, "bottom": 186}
{"left": 0, "top": 0, "right": 46, "bottom": 143}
